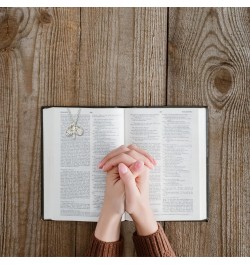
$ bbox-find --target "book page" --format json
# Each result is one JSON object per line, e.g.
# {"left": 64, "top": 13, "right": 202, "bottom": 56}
{"left": 43, "top": 107, "right": 125, "bottom": 221}
{"left": 124, "top": 107, "right": 207, "bottom": 221}
{"left": 198, "top": 108, "right": 207, "bottom": 220}
{"left": 124, "top": 108, "right": 163, "bottom": 221}
{"left": 160, "top": 108, "right": 201, "bottom": 220}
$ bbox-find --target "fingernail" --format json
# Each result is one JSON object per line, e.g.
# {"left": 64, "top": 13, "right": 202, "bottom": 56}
{"left": 153, "top": 158, "right": 157, "bottom": 165}
{"left": 118, "top": 164, "right": 127, "bottom": 174}
{"left": 98, "top": 161, "right": 103, "bottom": 168}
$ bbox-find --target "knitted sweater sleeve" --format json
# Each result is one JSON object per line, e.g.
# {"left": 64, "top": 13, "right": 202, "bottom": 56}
{"left": 133, "top": 223, "right": 176, "bottom": 257}
{"left": 86, "top": 223, "right": 175, "bottom": 257}
{"left": 85, "top": 234, "right": 123, "bottom": 257}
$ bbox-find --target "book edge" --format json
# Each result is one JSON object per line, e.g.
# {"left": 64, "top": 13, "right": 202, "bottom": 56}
{"left": 40, "top": 105, "right": 209, "bottom": 222}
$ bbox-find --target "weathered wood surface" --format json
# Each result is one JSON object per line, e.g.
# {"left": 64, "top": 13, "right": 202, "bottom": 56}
{"left": 168, "top": 7, "right": 250, "bottom": 256}
{"left": 0, "top": 7, "right": 249, "bottom": 256}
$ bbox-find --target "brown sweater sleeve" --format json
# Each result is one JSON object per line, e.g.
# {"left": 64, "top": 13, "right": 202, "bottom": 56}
{"left": 133, "top": 223, "right": 176, "bottom": 257}
{"left": 85, "top": 234, "right": 123, "bottom": 257}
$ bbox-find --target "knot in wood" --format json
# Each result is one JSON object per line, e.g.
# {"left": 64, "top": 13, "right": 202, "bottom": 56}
{"left": 0, "top": 16, "right": 18, "bottom": 49}
{"left": 214, "top": 68, "right": 232, "bottom": 94}
{"left": 39, "top": 10, "right": 52, "bottom": 24}
{"left": 207, "top": 64, "right": 234, "bottom": 109}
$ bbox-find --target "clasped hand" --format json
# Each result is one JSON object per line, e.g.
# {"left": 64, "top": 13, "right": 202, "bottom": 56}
{"left": 94, "top": 144, "right": 158, "bottom": 242}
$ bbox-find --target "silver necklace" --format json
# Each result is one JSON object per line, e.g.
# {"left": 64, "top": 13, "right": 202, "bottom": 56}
{"left": 65, "top": 108, "right": 84, "bottom": 139}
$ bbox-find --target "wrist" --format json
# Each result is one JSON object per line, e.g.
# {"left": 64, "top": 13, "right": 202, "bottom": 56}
{"left": 131, "top": 205, "right": 158, "bottom": 236}
{"left": 94, "top": 204, "right": 123, "bottom": 242}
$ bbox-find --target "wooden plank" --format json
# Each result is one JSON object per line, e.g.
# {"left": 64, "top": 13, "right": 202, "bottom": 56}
{"left": 0, "top": 7, "right": 81, "bottom": 256}
{"left": 132, "top": 8, "right": 168, "bottom": 107}
{"left": 78, "top": 7, "right": 134, "bottom": 107}
{"left": 168, "top": 7, "right": 250, "bottom": 256}
{"left": 76, "top": 7, "right": 168, "bottom": 256}
{"left": 0, "top": 7, "right": 19, "bottom": 255}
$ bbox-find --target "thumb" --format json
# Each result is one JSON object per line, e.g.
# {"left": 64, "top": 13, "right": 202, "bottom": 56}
{"left": 118, "top": 163, "right": 138, "bottom": 198}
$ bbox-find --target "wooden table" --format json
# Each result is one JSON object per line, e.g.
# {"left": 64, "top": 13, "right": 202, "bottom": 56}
{"left": 0, "top": 7, "right": 249, "bottom": 257}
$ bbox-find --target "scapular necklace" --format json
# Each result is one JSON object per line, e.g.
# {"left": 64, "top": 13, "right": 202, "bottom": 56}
{"left": 65, "top": 108, "right": 84, "bottom": 139}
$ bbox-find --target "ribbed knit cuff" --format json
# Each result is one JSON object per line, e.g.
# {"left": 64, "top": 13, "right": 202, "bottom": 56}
{"left": 133, "top": 223, "right": 176, "bottom": 257}
{"left": 85, "top": 233, "right": 123, "bottom": 257}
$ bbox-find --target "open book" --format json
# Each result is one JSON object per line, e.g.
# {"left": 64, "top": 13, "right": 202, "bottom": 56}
{"left": 42, "top": 107, "right": 208, "bottom": 222}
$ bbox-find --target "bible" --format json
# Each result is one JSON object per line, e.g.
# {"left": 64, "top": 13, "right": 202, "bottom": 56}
{"left": 41, "top": 106, "right": 208, "bottom": 221}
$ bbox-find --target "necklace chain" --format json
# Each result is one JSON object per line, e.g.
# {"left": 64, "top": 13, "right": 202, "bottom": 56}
{"left": 67, "top": 108, "right": 81, "bottom": 124}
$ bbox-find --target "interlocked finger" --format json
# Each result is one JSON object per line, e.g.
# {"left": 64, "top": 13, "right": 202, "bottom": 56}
{"left": 102, "top": 153, "right": 137, "bottom": 172}
{"left": 99, "top": 145, "right": 130, "bottom": 168}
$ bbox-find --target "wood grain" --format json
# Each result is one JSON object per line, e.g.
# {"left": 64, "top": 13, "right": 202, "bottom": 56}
{"left": 0, "top": 7, "right": 80, "bottom": 256}
{"left": 0, "top": 8, "right": 19, "bottom": 255}
{"left": 0, "top": 7, "right": 249, "bottom": 257}
{"left": 168, "top": 7, "right": 250, "bottom": 256}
